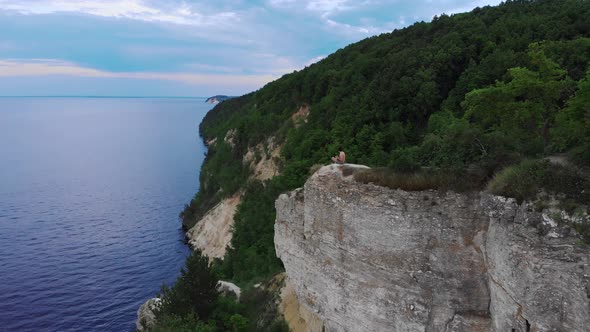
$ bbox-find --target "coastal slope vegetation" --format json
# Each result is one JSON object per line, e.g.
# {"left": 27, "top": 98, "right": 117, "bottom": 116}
{"left": 163, "top": 0, "right": 590, "bottom": 330}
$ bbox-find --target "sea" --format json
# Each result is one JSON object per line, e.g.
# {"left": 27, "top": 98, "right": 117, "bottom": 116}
{"left": 0, "top": 97, "right": 213, "bottom": 331}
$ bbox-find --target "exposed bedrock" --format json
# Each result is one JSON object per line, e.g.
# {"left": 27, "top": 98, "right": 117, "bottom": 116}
{"left": 274, "top": 164, "right": 590, "bottom": 332}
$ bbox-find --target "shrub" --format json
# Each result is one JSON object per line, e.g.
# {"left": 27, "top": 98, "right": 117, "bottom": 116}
{"left": 487, "top": 159, "right": 590, "bottom": 204}
{"left": 487, "top": 160, "right": 547, "bottom": 203}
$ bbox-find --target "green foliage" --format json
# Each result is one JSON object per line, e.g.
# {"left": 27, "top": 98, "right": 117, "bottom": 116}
{"left": 268, "top": 320, "right": 290, "bottom": 332}
{"left": 181, "top": 140, "right": 250, "bottom": 229}
{"left": 462, "top": 46, "right": 576, "bottom": 154}
{"left": 487, "top": 160, "right": 549, "bottom": 203}
{"left": 552, "top": 69, "right": 590, "bottom": 164}
{"left": 158, "top": 250, "right": 219, "bottom": 320}
{"left": 152, "top": 314, "right": 216, "bottom": 332}
{"left": 215, "top": 179, "right": 291, "bottom": 284}
{"left": 487, "top": 159, "right": 590, "bottom": 204}
{"left": 197, "top": 0, "right": 590, "bottom": 181}
{"left": 154, "top": 251, "right": 287, "bottom": 331}
{"left": 170, "top": 4, "right": 590, "bottom": 330}
{"left": 228, "top": 314, "right": 249, "bottom": 331}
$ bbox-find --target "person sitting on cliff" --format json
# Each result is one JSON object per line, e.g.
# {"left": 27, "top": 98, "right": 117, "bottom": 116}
{"left": 331, "top": 149, "right": 346, "bottom": 164}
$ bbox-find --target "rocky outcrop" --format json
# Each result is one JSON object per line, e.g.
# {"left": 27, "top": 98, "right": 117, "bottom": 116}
{"left": 243, "top": 136, "right": 282, "bottom": 181}
{"left": 205, "top": 95, "right": 234, "bottom": 104}
{"left": 485, "top": 196, "right": 590, "bottom": 331}
{"left": 187, "top": 193, "right": 241, "bottom": 260}
{"left": 275, "top": 164, "right": 590, "bottom": 332}
{"left": 291, "top": 104, "right": 310, "bottom": 127}
{"left": 217, "top": 280, "right": 241, "bottom": 300}
{"left": 224, "top": 129, "right": 237, "bottom": 148}
{"left": 136, "top": 298, "right": 161, "bottom": 332}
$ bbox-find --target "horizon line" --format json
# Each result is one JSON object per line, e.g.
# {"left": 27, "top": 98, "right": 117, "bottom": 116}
{"left": 0, "top": 95, "right": 217, "bottom": 99}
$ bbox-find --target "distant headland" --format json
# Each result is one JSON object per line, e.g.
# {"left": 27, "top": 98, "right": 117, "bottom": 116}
{"left": 205, "top": 95, "right": 235, "bottom": 104}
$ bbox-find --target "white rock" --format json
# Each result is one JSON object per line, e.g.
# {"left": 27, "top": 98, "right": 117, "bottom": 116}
{"left": 136, "top": 298, "right": 161, "bottom": 332}
{"left": 216, "top": 280, "right": 241, "bottom": 300}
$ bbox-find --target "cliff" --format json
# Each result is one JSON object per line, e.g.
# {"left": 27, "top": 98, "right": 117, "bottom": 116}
{"left": 275, "top": 164, "right": 590, "bottom": 332}
{"left": 186, "top": 193, "right": 242, "bottom": 260}
{"left": 205, "top": 95, "right": 234, "bottom": 104}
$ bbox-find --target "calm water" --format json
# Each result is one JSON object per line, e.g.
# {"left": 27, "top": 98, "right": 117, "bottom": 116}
{"left": 0, "top": 97, "right": 212, "bottom": 331}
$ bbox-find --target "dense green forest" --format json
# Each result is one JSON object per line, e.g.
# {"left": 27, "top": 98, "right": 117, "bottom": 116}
{"left": 160, "top": 0, "right": 590, "bottom": 330}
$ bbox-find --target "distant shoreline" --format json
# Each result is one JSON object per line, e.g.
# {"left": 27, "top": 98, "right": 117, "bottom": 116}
{"left": 0, "top": 95, "right": 208, "bottom": 99}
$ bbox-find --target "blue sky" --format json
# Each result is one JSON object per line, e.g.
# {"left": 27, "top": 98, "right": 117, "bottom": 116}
{"left": 0, "top": 0, "right": 502, "bottom": 97}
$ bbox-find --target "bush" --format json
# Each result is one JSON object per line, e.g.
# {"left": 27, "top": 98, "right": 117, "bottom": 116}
{"left": 487, "top": 160, "right": 547, "bottom": 203}
{"left": 487, "top": 159, "right": 590, "bottom": 204}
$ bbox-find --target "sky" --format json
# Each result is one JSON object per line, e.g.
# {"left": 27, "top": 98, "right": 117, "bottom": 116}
{"left": 0, "top": 0, "right": 502, "bottom": 97}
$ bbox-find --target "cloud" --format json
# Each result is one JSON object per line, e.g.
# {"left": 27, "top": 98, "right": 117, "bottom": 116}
{"left": 266, "top": 0, "right": 394, "bottom": 38}
{"left": 0, "top": 0, "right": 239, "bottom": 26}
{"left": 269, "top": 0, "right": 359, "bottom": 16}
{"left": 0, "top": 0, "right": 505, "bottom": 96}
{"left": 0, "top": 58, "right": 276, "bottom": 86}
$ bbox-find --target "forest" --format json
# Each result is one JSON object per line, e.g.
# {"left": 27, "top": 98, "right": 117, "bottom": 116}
{"left": 159, "top": 0, "right": 590, "bottom": 330}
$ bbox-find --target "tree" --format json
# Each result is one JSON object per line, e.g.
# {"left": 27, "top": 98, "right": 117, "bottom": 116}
{"left": 462, "top": 45, "right": 575, "bottom": 154}
{"left": 158, "top": 250, "right": 219, "bottom": 320}
{"left": 552, "top": 69, "right": 590, "bottom": 165}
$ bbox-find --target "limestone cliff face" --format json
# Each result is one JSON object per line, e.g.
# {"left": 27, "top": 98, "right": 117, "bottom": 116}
{"left": 187, "top": 193, "right": 241, "bottom": 260}
{"left": 275, "top": 164, "right": 590, "bottom": 332}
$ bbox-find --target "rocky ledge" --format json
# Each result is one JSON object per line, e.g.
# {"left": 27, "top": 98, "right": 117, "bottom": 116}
{"left": 275, "top": 164, "right": 590, "bottom": 332}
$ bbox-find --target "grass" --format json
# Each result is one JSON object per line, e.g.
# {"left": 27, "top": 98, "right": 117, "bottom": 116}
{"left": 352, "top": 167, "right": 481, "bottom": 192}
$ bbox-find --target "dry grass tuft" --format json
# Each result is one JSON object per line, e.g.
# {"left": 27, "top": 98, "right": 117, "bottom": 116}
{"left": 353, "top": 168, "right": 445, "bottom": 191}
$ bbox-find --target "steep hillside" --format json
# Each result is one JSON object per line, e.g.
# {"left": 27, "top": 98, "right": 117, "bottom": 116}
{"left": 154, "top": 0, "right": 590, "bottom": 330}
{"left": 184, "top": 0, "right": 590, "bottom": 283}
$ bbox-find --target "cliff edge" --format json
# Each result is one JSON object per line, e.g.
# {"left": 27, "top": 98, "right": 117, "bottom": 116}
{"left": 275, "top": 164, "right": 590, "bottom": 332}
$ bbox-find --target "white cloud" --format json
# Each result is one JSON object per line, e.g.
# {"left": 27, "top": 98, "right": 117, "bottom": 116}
{"left": 0, "top": 0, "right": 239, "bottom": 26}
{"left": 306, "top": 0, "right": 352, "bottom": 15}
{"left": 0, "top": 0, "right": 506, "bottom": 95}
{"left": 0, "top": 58, "right": 276, "bottom": 86}
{"left": 268, "top": 0, "right": 359, "bottom": 18}
{"left": 266, "top": 0, "right": 391, "bottom": 38}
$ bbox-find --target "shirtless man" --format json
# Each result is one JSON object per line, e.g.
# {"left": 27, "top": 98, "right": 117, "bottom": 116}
{"left": 331, "top": 149, "right": 346, "bottom": 164}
